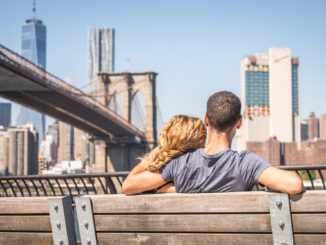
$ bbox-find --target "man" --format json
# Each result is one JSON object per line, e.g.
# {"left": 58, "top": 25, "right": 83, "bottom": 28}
{"left": 122, "top": 91, "right": 303, "bottom": 195}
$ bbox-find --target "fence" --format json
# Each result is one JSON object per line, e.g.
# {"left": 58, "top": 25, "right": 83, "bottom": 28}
{"left": 0, "top": 172, "right": 128, "bottom": 197}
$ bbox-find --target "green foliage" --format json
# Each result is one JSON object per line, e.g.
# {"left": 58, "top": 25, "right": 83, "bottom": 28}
{"left": 298, "top": 170, "right": 316, "bottom": 181}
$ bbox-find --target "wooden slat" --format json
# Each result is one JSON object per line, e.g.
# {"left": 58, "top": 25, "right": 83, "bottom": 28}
{"left": 0, "top": 232, "right": 53, "bottom": 245}
{"left": 0, "top": 215, "right": 51, "bottom": 231}
{"left": 293, "top": 214, "right": 326, "bottom": 233}
{"left": 295, "top": 234, "right": 326, "bottom": 245}
{"left": 88, "top": 192, "right": 270, "bottom": 213}
{"left": 0, "top": 197, "right": 50, "bottom": 214}
{"left": 94, "top": 213, "right": 326, "bottom": 234}
{"left": 290, "top": 190, "right": 326, "bottom": 212}
{"left": 96, "top": 233, "right": 326, "bottom": 245}
{"left": 97, "top": 233, "right": 274, "bottom": 245}
{"left": 94, "top": 214, "right": 271, "bottom": 232}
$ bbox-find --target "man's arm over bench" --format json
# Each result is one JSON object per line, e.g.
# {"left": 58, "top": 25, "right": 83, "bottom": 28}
{"left": 258, "top": 166, "right": 303, "bottom": 194}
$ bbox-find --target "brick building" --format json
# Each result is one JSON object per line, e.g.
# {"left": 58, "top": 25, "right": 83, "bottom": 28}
{"left": 247, "top": 138, "right": 326, "bottom": 166}
{"left": 320, "top": 114, "right": 326, "bottom": 140}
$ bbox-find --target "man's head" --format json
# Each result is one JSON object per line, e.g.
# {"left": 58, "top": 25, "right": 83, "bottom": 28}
{"left": 206, "top": 91, "right": 241, "bottom": 132}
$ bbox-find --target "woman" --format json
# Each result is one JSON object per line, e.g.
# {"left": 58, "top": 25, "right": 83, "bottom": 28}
{"left": 140, "top": 115, "right": 207, "bottom": 193}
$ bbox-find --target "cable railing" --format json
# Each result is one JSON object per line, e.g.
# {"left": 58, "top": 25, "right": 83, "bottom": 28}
{"left": 0, "top": 165, "right": 325, "bottom": 197}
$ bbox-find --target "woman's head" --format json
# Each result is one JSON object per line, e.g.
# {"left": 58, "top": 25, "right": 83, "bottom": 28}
{"left": 143, "top": 115, "right": 207, "bottom": 171}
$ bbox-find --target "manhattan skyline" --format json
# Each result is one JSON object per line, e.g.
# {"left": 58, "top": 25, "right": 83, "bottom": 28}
{"left": 0, "top": 0, "right": 326, "bottom": 126}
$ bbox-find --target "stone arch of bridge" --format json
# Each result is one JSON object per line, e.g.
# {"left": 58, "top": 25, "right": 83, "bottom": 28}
{"left": 98, "top": 72, "right": 157, "bottom": 144}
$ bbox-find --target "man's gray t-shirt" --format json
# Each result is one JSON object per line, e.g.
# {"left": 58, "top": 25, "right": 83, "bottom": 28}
{"left": 159, "top": 148, "right": 271, "bottom": 193}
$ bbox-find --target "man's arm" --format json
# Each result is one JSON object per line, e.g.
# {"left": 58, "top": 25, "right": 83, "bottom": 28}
{"left": 258, "top": 166, "right": 303, "bottom": 194}
{"left": 122, "top": 147, "right": 167, "bottom": 195}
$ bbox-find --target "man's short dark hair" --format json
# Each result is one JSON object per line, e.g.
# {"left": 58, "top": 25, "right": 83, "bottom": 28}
{"left": 206, "top": 91, "right": 241, "bottom": 132}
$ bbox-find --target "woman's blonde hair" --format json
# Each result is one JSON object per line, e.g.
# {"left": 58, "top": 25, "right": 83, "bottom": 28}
{"left": 142, "top": 115, "right": 207, "bottom": 171}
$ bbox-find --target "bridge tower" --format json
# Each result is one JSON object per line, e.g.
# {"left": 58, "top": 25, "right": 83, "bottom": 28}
{"left": 94, "top": 71, "right": 158, "bottom": 172}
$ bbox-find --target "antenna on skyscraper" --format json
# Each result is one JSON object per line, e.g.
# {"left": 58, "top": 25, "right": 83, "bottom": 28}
{"left": 32, "top": 0, "right": 36, "bottom": 20}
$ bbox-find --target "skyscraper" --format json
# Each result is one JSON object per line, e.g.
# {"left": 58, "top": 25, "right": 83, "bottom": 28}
{"left": 18, "top": 2, "right": 46, "bottom": 143}
{"left": 88, "top": 27, "right": 115, "bottom": 94}
{"left": 0, "top": 124, "right": 38, "bottom": 176}
{"left": 320, "top": 114, "right": 326, "bottom": 140}
{"left": 84, "top": 27, "right": 114, "bottom": 169}
{"left": 0, "top": 103, "right": 11, "bottom": 128}
{"left": 57, "top": 121, "right": 74, "bottom": 163}
{"left": 304, "top": 112, "right": 319, "bottom": 140}
{"left": 237, "top": 48, "right": 300, "bottom": 151}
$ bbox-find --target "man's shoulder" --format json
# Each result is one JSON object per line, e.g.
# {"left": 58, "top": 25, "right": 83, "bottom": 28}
{"left": 238, "top": 150, "right": 266, "bottom": 161}
{"left": 172, "top": 148, "right": 203, "bottom": 163}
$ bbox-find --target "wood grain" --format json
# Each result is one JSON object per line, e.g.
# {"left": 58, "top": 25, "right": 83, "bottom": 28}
{"left": 293, "top": 214, "right": 326, "bottom": 233}
{"left": 290, "top": 190, "right": 326, "bottom": 212}
{"left": 295, "top": 234, "right": 326, "bottom": 245}
{"left": 0, "top": 232, "right": 53, "bottom": 245}
{"left": 97, "top": 233, "right": 326, "bottom": 245}
{"left": 94, "top": 213, "right": 271, "bottom": 232}
{"left": 97, "top": 233, "right": 274, "bottom": 245}
{"left": 88, "top": 192, "right": 271, "bottom": 214}
{"left": 0, "top": 215, "right": 51, "bottom": 231}
{"left": 0, "top": 197, "right": 50, "bottom": 214}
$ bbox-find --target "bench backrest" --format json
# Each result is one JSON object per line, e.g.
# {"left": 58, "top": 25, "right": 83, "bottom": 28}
{"left": 0, "top": 196, "right": 53, "bottom": 245}
{"left": 0, "top": 191, "right": 325, "bottom": 244}
{"left": 82, "top": 190, "right": 326, "bottom": 245}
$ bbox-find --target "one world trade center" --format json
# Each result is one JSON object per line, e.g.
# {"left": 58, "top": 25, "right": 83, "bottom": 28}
{"left": 18, "top": 1, "right": 46, "bottom": 143}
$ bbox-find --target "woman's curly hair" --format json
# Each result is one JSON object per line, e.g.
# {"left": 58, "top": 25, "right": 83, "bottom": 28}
{"left": 142, "top": 115, "right": 207, "bottom": 171}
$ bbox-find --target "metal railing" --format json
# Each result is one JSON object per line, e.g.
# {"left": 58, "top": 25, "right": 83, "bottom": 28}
{"left": 1, "top": 165, "right": 325, "bottom": 197}
{"left": 278, "top": 164, "right": 326, "bottom": 190}
{"left": 0, "top": 172, "right": 128, "bottom": 197}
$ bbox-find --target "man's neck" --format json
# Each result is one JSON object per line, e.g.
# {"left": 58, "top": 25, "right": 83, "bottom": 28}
{"left": 204, "top": 128, "right": 233, "bottom": 155}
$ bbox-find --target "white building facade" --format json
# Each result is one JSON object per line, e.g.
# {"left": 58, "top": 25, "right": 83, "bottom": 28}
{"left": 88, "top": 27, "right": 115, "bottom": 94}
{"left": 237, "top": 48, "right": 300, "bottom": 151}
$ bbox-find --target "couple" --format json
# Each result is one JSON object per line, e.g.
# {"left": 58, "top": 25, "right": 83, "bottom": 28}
{"left": 122, "top": 91, "right": 303, "bottom": 195}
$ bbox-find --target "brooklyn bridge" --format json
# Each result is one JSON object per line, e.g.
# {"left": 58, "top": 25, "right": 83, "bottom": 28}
{"left": 0, "top": 43, "right": 158, "bottom": 173}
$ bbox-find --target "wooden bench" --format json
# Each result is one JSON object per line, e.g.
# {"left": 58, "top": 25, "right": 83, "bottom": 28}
{"left": 0, "top": 196, "right": 76, "bottom": 245}
{"left": 0, "top": 191, "right": 325, "bottom": 244}
{"left": 77, "top": 190, "right": 326, "bottom": 245}
{"left": 0, "top": 196, "right": 53, "bottom": 245}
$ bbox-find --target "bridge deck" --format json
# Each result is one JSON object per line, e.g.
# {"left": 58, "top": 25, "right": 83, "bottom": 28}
{"left": 0, "top": 44, "right": 145, "bottom": 140}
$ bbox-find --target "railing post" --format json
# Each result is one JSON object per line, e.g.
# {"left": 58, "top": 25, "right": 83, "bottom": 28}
{"left": 48, "top": 196, "right": 77, "bottom": 245}
{"left": 75, "top": 196, "right": 98, "bottom": 245}
{"left": 269, "top": 193, "right": 294, "bottom": 245}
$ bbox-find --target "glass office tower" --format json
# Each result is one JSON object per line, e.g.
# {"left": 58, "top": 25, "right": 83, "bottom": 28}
{"left": 0, "top": 103, "right": 11, "bottom": 128}
{"left": 18, "top": 7, "right": 46, "bottom": 143}
{"left": 237, "top": 48, "right": 300, "bottom": 151}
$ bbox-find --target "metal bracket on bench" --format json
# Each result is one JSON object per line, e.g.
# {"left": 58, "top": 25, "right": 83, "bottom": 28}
{"left": 269, "top": 193, "right": 294, "bottom": 245}
{"left": 48, "top": 196, "right": 77, "bottom": 245}
{"left": 75, "top": 196, "right": 98, "bottom": 245}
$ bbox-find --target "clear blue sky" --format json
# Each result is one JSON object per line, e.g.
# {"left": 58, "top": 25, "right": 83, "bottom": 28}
{"left": 1, "top": 0, "right": 326, "bottom": 125}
